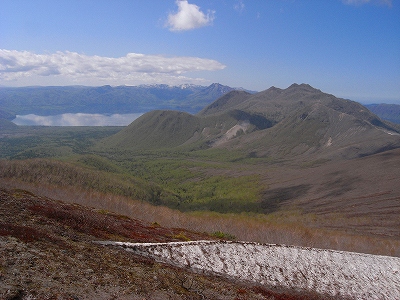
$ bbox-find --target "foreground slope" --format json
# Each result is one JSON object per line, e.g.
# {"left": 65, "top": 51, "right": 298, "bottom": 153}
{"left": 1, "top": 188, "right": 300, "bottom": 300}
{"left": 101, "top": 83, "right": 400, "bottom": 160}
{"left": 5, "top": 188, "right": 397, "bottom": 300}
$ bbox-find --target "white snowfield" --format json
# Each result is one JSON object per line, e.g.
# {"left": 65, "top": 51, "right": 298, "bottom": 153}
{"left": 98, "top": 240, "right": 400, "bottom": 299}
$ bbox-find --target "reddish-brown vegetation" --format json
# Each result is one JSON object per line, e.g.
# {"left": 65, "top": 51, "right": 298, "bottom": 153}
{"left": 0, "top": 223, "right": 52, "bottom": 244}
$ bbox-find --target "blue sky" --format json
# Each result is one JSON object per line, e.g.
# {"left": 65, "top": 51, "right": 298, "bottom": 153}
{"left": 1, "top": 0, "right": 399, "bottom": 103}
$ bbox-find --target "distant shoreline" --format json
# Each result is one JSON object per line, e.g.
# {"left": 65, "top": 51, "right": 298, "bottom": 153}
{"left": 12, "top": 113, "right": 143, "bottom": 126}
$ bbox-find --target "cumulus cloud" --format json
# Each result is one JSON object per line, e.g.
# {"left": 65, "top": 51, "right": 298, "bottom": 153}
{"left": 0, "top": 49, "right": 225, "bottom": 86}
{"left": 342, "top": 0, "right": 392, "bottom": 6}
{"left": 166, "top": 0, "right": 215, "bottom": 31}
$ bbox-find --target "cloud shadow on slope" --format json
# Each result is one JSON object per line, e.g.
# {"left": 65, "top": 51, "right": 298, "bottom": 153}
{"left": 260, "top": 184, "right": 311, "bottom": 214}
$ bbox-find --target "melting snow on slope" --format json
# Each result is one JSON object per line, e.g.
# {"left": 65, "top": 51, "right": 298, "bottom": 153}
{"left": 98, "top": 240, "right": 400, "bottom": 299}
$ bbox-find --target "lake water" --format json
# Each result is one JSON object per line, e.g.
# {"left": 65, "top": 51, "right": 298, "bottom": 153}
{"left": 12, "top": 113, "right": 143, "bottom": 126}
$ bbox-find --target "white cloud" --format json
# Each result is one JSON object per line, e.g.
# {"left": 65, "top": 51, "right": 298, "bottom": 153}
{"left": 166, "top": 0, "right": 215, "bottom": 31}
{"left": 234, "top": 0, "right": 245, "bottom": 13}
{"left": 342, "top": 0, "right": 392, "bottom": 6}
{"left": 0, "top": 49, "right": 225, "bottom": 86}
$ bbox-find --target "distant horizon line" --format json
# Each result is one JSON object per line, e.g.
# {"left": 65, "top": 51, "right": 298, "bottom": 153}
{"left": 1, "top": 83, "right": 399, "bottom": 104}
{"left": 0, "top": 82, "right": 241, "bottom": 89}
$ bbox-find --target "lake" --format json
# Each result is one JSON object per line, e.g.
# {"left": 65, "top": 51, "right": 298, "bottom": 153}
{"left": 12, "top": 113, "right": 143, "bottom": 126}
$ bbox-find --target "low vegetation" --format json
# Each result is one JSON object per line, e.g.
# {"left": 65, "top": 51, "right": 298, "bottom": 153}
{"left": 211, "top": 231, "right": 236, "bottom": 240}
{"left": 0, "top": 157, "right": 262, "bottom": 212}
{"left": 0, "top": 125, "right": 121, "bottom": 159}
{"left": 0, "top": 159, "right": 169, "bottom": 205}
{"left": 2, "top": 177, "right": 399, "bottom": 257}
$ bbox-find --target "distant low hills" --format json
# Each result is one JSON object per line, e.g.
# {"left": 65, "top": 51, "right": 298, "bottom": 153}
{"left": 99, "top": 83, "right": 400, "bottom": 161}
{"left": 365, "top": 103, "right": 400, "bottom": 124}
{"left": 0, "top": 118, "right": 18, "bottom": 130}
{"left": 0, "top": 83, "right": 253, "bottom": 118}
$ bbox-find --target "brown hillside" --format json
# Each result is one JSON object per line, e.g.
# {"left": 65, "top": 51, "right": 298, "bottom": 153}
{"left": 256, "top": 148, "right": 400, "bottom": 240}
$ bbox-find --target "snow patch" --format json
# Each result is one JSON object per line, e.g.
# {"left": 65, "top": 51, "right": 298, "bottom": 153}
{"left": 97, "top": 240, "right": 400, "bottom": 299}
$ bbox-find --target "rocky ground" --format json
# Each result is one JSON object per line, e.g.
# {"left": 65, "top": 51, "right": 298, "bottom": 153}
{"left": 0, "top": 188, "right": 328, "bottom": 300}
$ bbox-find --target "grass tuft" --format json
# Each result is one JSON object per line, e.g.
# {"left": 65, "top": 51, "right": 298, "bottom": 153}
{"left": 172, "top": 232, "right": 191, "bottom": 241}
{"left": 211, "top": 231, "right": 236, "bottom": 240}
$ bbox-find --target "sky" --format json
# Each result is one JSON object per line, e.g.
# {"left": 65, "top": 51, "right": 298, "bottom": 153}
{"left": 0, "top": 0, "right": 399, "bottom": 104}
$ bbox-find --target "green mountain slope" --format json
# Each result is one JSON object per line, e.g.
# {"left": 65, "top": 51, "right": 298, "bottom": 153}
{"left": 98, "top": 108, "right": 275, "bottom": 151}
{"left": 98, "top": 110, "right": 203, "bottom": 150}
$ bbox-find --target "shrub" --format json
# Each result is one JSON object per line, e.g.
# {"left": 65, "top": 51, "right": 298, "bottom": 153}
{"left": 172, "top": 232, "right": 191, "bottom": 241}
{"left": 211, "top": 231, "right": 236, "bottom": 240}
{"left": 151, "top": 222, "right": 161, "bottom": 227}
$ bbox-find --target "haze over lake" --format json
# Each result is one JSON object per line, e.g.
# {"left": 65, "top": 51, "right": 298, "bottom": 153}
{"left": 13, "top": 113, "right": 143, "bottom": 126}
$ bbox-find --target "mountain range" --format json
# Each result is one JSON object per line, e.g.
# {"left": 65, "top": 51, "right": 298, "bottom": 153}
{"left": 1, "top": 83, "right": 399, "bottom": 126}
{"left": 99, "top": 83, "right": 400, "bottom": 161}
{"left": 0, "top": 83, "right": 254, "bottom": 118}
{"left": 365, "top": 103, "right": 400, "bottom": 124}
